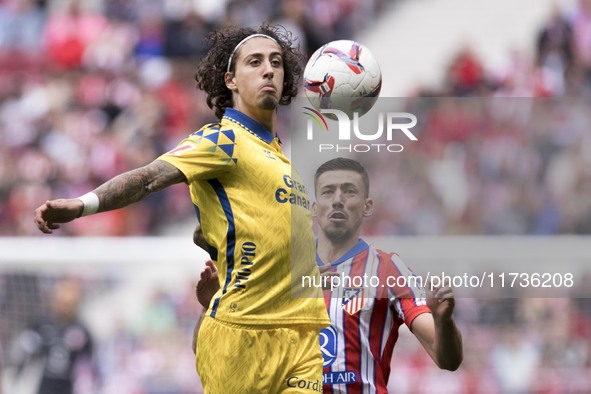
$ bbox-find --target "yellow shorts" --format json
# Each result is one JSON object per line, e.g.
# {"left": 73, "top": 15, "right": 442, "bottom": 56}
{"left": 196, "top": 317, "right": 323, "bottom": 393}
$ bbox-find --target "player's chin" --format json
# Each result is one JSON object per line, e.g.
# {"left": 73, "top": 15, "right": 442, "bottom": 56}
{"left": 259, "top": 95, "right": 279, "bottom": 110}
{"left": 325, "top": 227, "right": 351, "bottom": 242}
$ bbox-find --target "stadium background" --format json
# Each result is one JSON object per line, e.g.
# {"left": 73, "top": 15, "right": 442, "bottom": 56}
{"left": 1, "top": 0, "right": 591, "bottom": 392}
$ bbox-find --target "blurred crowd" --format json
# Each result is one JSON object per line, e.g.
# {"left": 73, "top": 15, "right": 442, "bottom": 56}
{"left": 420, "top": 0, "right": 591, "bottom": 98}
{"left": 2, "top": 272, "right": 590, "bottom": 393}
{"left": 390, "top": 296, "right": 591, "bottom": 393}
{"left": 2, "top": 0, "right": 591, "bottom": 393}
{"left": 0, "top": 0, "right": 390, "bottom": 236}
{"left": 361, "top": 97, "right": 591, "bottom": 236}
{"left": 2, "top": 0, "right": 591, "bottom": 237}
{"left": 352, "top": 0, "right": 591, "bottom": 237}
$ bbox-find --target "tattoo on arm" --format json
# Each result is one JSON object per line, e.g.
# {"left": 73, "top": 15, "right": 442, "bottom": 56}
{"left": 94, "top": 160, "right": 186, "bottom": 212}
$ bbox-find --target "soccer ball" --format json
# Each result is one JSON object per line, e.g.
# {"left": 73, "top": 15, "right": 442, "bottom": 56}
{"left": 303, "top": 40, "right": 382, "bottom": 118}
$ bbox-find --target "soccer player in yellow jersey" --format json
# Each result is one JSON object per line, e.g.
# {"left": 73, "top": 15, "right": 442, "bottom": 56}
{"left": 34, "top": 24, "right": 329, "bottom": 393}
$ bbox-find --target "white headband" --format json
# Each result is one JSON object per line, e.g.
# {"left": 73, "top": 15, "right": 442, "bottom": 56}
{"left": 226, "top": 34, "right": 278, "bottom": 73}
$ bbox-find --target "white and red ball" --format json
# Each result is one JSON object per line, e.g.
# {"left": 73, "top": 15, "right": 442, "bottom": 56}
{"left": 303, "top": 40, "right": 382, "bottom": 118}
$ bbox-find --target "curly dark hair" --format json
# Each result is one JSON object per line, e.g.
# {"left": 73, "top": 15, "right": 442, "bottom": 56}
{"left": 194, "top": 24, "right": 304, "bottom": 119}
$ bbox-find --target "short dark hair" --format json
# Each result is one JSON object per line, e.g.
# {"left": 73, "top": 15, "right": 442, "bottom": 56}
{"left": 314, "top": 158, "right": 370, "bottom": 198}
{"left": 194, "top": 23, "right": 304, "bottom": 119}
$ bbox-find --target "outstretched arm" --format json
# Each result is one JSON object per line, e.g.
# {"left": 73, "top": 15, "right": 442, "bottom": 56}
{"left": 411, "top": 278, "right": 463, "bottom": 371}
{"left": 34, "top": 160, "right": 185, "bottom": 233}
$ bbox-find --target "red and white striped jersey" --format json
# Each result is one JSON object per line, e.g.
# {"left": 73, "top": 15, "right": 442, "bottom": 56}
{"left": 318, "top": 239, "right": 430, "bottom": 394}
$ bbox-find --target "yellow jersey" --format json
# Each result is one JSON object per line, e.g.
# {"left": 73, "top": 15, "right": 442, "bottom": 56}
{"left": 158, "top": 108, "right": 329, "bottom": 327}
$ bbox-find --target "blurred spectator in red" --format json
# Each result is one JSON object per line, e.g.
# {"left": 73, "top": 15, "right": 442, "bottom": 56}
{"left": 44, "top": 0, "right": 107, "bottom": 69}
{"left": 446, "top": 44, "right": 487, "bottom": 95}
{"left": 421, "top": 98, "right": 478, "bottom": 158}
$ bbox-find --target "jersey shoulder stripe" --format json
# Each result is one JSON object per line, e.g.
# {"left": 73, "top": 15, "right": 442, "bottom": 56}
{"left": 208, "top": 179, "right": 237, "bottom": 318}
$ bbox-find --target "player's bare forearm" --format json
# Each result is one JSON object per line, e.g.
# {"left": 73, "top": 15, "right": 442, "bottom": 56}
{"left": 34, "top": 160, "right": 185, "bottom": 234}
{"left": 94, "top": 160, "right": 185, "bottom": 212}
{"left": 412, "top": 311, "right": 463, "bottom": 371}
{"left": 428, "top": 284, "right": 463, "bottom": 370}
{"left": 413, "top": 280, "right": 463, "bottom": 371}
{"left": 432, "top": 314, "right": 463, "bottom": 371}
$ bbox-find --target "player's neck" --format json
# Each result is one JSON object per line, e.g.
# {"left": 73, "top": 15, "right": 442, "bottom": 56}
{"left": 233, "top": 104, "right": 276, "bottom": 136}
{"left": 317, "top": 233, "right": 360, "bottom": 265}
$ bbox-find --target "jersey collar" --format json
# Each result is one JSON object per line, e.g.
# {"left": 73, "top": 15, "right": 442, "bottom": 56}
{"left": 223, "top": 108, "right": 275, "bottom": 144}
{"left": 316, "top": 239, "right": 369, "bottom": 268}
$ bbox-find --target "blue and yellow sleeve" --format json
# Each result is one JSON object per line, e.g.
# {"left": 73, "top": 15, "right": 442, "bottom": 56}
{"left": 157, "top": 125, "right": 238, "bottom": 182}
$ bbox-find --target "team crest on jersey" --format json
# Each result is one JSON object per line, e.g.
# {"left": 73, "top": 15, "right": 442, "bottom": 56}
{"left": 342, "top": 288, "right": 365, "bottom": 315}
{"left": 262, "top": 149, "right": 276, "bottom": 160}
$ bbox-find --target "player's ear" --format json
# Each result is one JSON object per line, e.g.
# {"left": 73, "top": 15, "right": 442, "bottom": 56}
{"left": 225, "top": 72, "right": 237, "bottom": 91}
{"left": 363, "top": 198, "right": 374, "bottom": 217}
{"left": 312, "top": 202, "right": 318, "bottom": 217}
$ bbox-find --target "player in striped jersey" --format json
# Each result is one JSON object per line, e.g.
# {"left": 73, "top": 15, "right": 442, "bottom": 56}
{"left": 34, "top": 24, "right": 329, "bottom": 393}
{"left": 194, "top": 158, "right": 463, "bottom": 393}
{"left": 313, "top": 158, "right": 462, "bottom": 393}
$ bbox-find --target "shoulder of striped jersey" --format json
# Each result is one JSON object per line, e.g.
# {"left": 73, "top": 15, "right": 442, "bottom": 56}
{"left": 375, "top": 247, "right": 400, "bottom": 260}
{"left": 375, "top": 248, "right": 407, "bottom": 273}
